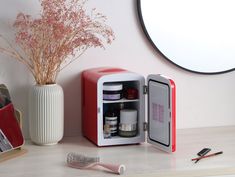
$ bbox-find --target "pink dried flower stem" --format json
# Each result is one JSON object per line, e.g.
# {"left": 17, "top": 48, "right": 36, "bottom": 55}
{"left": 0, "top": 35, "right": 34, "bottom": 73}
{"left": 0, "top": 0, "right": 114, "bottom": 85}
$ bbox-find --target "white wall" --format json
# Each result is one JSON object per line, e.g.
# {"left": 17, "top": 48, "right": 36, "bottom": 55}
{"left": 1, "top": 0, "right": 235, "bottom": 139}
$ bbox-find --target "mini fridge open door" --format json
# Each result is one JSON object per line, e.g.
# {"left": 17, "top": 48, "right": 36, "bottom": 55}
{"left": 146, "top": 74, "right": 176, "bottom": 153}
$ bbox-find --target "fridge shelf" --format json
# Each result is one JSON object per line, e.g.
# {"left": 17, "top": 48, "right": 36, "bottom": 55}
{"left": 103, "top": 98, "right": 139, "bottom": 104}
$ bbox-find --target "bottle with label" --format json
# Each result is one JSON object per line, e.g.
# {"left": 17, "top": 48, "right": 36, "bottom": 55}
{"left": 104, "top": 109, "right": 118, "bottom": 137}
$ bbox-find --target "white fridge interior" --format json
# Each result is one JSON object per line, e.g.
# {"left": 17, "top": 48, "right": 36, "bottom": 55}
{"left": 97, "top": 73, "right": 145, "bottom": 146}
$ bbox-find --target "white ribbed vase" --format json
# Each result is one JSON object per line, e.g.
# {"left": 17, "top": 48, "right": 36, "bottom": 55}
{"left": 29, "top": 84, "right": 64, "bottom": 145}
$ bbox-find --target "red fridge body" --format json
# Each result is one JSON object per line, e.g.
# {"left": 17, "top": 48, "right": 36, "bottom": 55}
{"left": 82, "top": 67, "right": 176, "bottom": 152}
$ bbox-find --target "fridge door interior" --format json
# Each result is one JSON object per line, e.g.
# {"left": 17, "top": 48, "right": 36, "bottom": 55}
{"left": 147, "top": 74, "right": 175, "bottom": 152}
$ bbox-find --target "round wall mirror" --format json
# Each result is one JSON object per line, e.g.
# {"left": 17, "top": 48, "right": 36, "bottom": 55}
{"left": 137, "top": 0, "right": 235, "bottom": 74}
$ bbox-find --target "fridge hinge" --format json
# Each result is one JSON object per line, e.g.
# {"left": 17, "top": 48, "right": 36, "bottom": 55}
{"left": 143, "top": 85, "right": 148, "bottom": 94}
{"left": 143, "top": 122, "right": 148, "bottom": 131}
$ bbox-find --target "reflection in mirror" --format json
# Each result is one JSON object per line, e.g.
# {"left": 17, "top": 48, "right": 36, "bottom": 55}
{"left": 137, "top": 0, "right": 235, "bottom": 74}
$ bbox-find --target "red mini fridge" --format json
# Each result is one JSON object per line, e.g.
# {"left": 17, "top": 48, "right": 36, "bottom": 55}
{"left": 82, "top": 67, "right": 176, "bottom": 152}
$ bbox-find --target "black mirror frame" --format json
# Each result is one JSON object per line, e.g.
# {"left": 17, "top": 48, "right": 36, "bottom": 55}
{"left": 136, "top": 0, "right": 235, "bottom": 75}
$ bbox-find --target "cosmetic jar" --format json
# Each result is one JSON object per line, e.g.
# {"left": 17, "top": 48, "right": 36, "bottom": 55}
{"left": 104, "top": 111, "right": 118, "bottom": 136}
{"left": 119, "top": 109, "right": 138, "bottom": 137}
{"left": 103, "top": 83, "right": 123, "bottom": 101}
{"left": 124, "top": 87, "right": 138, "bottom": 100}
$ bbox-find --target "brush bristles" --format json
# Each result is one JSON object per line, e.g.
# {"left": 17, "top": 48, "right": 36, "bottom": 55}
{"left": 67, "top": 153, "right": 99, "bottom": 168}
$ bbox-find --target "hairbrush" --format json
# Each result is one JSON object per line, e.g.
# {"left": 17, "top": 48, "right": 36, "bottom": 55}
{"left": 67, "top": 152, "right": 126, "bottom": 175}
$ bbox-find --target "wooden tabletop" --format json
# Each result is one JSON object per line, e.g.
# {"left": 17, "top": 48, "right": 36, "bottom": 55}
{"left": 1, "top": 126, "right": 235, "bottom": 177}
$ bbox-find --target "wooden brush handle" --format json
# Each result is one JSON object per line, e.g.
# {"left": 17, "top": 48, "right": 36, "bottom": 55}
{"left": 97, "top": 163, "right": 126, "bottom": 175}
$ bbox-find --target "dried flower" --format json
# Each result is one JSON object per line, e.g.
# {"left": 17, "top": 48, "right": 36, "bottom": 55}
{"left": 0, "top": 0, "right": 114, "bottom": 85}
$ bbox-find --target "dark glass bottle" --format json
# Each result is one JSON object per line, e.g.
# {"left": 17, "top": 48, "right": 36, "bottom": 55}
{"left": 104, "top": 109, "right": 118, "bottom": 136}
